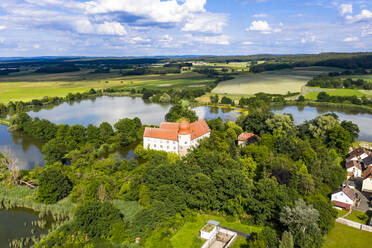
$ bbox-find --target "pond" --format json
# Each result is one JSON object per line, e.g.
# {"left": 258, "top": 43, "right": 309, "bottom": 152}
{"left": 272, "top": 105, "right": 372, "bottom": 142}
{"left": 0, "top": 125, "right": 44, "bottom": 170}
{"left": 0, "top": 208, "right": 46, "bottom": 248}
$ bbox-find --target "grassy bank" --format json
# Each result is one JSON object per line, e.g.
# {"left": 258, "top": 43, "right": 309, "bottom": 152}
{"left": 0, "top": 184, "right": 74, "bottom": 220}
{"left": 305, "top": 87, "right": 372, "bottom": 100}
{"left": 0, "top": 119, "right": 10, "bottom": 126}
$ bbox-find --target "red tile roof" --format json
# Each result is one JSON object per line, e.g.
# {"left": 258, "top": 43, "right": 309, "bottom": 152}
{"left": 238, "top": 132, "right": 256, "bottom": 141}
{"left": 342, "top": 185, "right": 356, "bottom": 201}
{"left": 362, "top": 166, "right": 372, "bottom": 180}
{"left": 190, "top": 120, "right": 210, "bottom": 140}
{"left": 144, "top": 119, "right": 210, "bottom": 141}
{"left": 143, "top": 127, "right": 179, "bottom": 141}
{"left": 332, "top": 200, "right": 351, "bottom": 209}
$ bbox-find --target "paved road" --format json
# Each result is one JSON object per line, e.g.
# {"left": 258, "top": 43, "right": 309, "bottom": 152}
{"left": 355, "top": 189, "right": 370, "bottom": 212}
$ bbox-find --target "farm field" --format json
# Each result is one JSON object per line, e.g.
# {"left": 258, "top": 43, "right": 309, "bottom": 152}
{"left": 0, "top": 72, "right": 210, "bottom": 103}
{"left": 170, "top": 214, "right": 261, "bottom": 248}
{"left": 211, "top": 67, "right": 339, "bottom": 96}
{"left": 323, "top": 223, "right": 372, "bottom": 248}
{"left": 305, "top": 87, "right": 372, "bottom": 100}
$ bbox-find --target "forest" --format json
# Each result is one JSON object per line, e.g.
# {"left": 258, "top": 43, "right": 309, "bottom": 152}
{"left": 0, "top": 98, "right": 360, "bottom": 247}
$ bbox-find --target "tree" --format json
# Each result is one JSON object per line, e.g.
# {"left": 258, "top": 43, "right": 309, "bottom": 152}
{"left": 280, "top": 199, "right": 322, "bottom": 248}
{"left": 42, "top": 139, "right": 66, "bottom": 163}
{"left": 237, "top": 110, "right": 273, "bottom": 135}
{"left": 73, "top": 201, "right": 122, "bottom": 238}
{"left": 99, "top": 122, "right": 114, "bottom": 140}
{"left": 36, "top": 167, "right": 72, "bottom": 204}
{"left": 279, "top": 231, "right": 294, "bottom": 248}
{"left": 327, "top": 125, "right": 352, "bottom": 155}
{"left": 164, "top": 103, "right": 198, "bottom": 122}
{"left": 341, "top": 120, "right": 359, "bottom": 141}
{"left": 210, "top": 94, "right": 219, "bottom": 104}
{"left": 266, "top": 114, "right": 296, "bottom": 134}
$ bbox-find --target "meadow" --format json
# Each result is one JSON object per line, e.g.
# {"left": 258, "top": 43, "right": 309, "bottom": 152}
{"left": 211, "top": 67, "right": 340, "bottom": 96}
{"left": 323, "top": 223, "right": 372, "bottom": 248}
{"left": 305, "top": 87, "right": 372, "bottom": 100}
{"left": 0, "top": 71, "right": 211, "bottom": 103}
{"left": 170, "top": 214, "right": 261, "bottom": 248}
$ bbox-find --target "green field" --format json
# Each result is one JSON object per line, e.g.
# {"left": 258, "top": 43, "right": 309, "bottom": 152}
{"left": 323, "top": 223, "right": 372, "bottom": 248}
{"left": 170, "top": 214, "right": 261, "bottom": 248}
{"left": 0, "top": 71, "right": 211, "bottom": 103}
{"left": 212, "top": 67, "right": 339, "bottom": 96}
{"left": 305, "top": 87, "right": 372, "bottom": 100}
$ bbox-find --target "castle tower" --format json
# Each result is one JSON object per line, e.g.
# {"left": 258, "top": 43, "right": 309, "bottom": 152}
{"left": 178, "top": 120, "right": 191, "bottom": 156}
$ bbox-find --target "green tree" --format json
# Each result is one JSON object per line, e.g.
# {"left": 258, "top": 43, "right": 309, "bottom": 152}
{"left": 165, "top": 103, "right": 198, "bottom": 122}
{"left": 42, "top": 139, "right": 66, "bottom": 163}
{"left": 36, "top": 167, "right": 72, "bottom": 204}
{"left": 279, "top": 231, "right": 294, "bottom": 248}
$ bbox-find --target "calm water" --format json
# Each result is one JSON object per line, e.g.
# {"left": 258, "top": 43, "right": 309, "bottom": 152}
{"left": 0, "top": 209, "right": 43, "bottom": 248}
{"left": 272, "top": 105, "right": 372, "bottom": 142}
{"left": 0, "top": 125, "right": 44, "bottom": 170}
{"left": 28, "top": 96, "right": 172, "bottom": 126}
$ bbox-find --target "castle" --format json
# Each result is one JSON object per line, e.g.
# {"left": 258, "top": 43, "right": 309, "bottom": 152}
{"left": 143, "top": 119, "right": 211, "bottom": 156}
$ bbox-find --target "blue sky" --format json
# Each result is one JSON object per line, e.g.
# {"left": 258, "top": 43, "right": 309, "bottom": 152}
{"left": 0, "top": 0, "right": 372, "bottom": 56}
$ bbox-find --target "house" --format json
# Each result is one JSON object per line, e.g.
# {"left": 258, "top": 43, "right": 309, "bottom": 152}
{"left": 200, "top": 220, "right": 238, "bottom": 248}
{"left": 143, "top": 119, "right": 210, "bottom": 156}
{"left": 237, "top": 132, "right": 257, "bottom": 146}
{"left": 362, "top": 156, "right": 372, "bottom": 170}
{"left": 200, "top": 220, "right": 220, "bottom": 240}
{"left": 331, "top": 185, "right": 356, "bottom": 209}
{"left": 347, "top": 148, "right": 370, "bottom": 162}
{"left": 345, "top": 160, "right": 362, "bottom": 179}
{"left": 362, "top": 166, "right": 372, "bottom": 194}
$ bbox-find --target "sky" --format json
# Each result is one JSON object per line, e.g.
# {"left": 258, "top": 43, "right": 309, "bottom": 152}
{"left": 0, "top": 0, "right": 372, "bottom": 57}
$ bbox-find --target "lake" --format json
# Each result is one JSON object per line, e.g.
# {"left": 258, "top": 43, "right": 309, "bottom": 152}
{"left": 0, "top": 208, "right": 45, "bottom": 248}
{"left": 1, "top": 97, "right": 372, "bottom": 171}
{"left": 272, "top": 105, "right": 372, "bottom": 142}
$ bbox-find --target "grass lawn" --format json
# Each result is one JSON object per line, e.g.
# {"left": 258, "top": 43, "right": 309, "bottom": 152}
{"left": 336, "top": 209, "right": 349, "bottom": 218}
{"left": 111, "top": 200, "right": 143, "bottom": 221}
{"left": 230, "top": 236, "right": 249, "bottom": 248}
{"left": 323, "top": 223, "right": 372, "bottom": 248}
{"left": 170, "top": 214, "right": 261, "bottom": 248}
{"left": 305, "top": 87, "right": 372, "bottom": 100}
{"left": 0, "top": 71, "right": 210, "bottom": 103}
{"left": 345, "top": 210, "right": 370, "bottom": 224}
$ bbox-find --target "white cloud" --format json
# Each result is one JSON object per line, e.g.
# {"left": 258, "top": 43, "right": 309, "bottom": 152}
{"left": 186, "top": 34, "right": 230, "bottom": 45}
{"left": 252, "top": 13, "right": 267, "bottom": 18}
{"left": 242, "top": 41, "right": 254, "bottom": 45}
{"left": 182, "top": 12, "right": 228, "bottom": 33}
{"left": 345, "top": 9, "right": 372, "bottom": 23}
{"left": 0, "top": 38, "right": 5, "bottom": 43}
{"left": 339, "top": 4, "right": 353, "bottom": 16}
{"left": 75, "top": 20, "right": 127, "bottom": 36}
{"left": 301, "top": 35, "right": 317, "bottom": 44}
{"left": 0, "top": 26, "right": 6, "bottom": 30}
{"left": 129, "top": 36, "right": 151, "bottom": 44}
{"left": 159, "top": 34, "right": 173, "bottom": 43}
{"left": 33, "top": 44, "right": 40, "bottom": 49}
{"left": 84, "top": 0, "right": 207, "bottom": 24}
{"left": 343, "top": 36, "right": 359, "bottom": 42}
{"left": 247, "top": 20, "right": 281, "bottom": 34}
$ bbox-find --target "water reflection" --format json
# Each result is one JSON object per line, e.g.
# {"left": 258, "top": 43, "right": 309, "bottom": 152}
{"left": 28, "top": 96, "right": 172, "bottom": 126}
{"left": 272, "top": 105, "right": 372, "bottom": 142}
{"left": 193, "top": 106, "right": 240, "bottom": 121}
{"left": 0, "top": 125, "right": 44, "bottom": 170}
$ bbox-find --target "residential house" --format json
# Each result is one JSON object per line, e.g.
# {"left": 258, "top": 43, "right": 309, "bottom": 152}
{"left": 345, "top": 160, "right": 362, "bottom": 179}
{"left": 331, "top": 185, "right": 356, "bottom": 209}
{"left": 143, "top": 119, "right": 210, "bottom": 156}
{"left": 362, "top": 166, "right": 372, "bottom": 194}
{"left": 347, "top": 148, "right": 370, "bottom": 162}
{"left": 237, "top": 132, "right": 257, "bottom": 146}
{"left": 362, "top": 156, "right": 372, "bottom": 170}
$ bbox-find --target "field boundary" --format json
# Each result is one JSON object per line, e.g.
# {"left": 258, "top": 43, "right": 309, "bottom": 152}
{"left": 336, "top": 218, "right": 372, "bottom": 232}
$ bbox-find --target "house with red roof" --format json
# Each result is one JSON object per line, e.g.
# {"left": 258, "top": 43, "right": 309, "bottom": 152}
{"left": 143, "top": 119, "right": 210, "bottom": 156}
{"left": 331, "top": 185, "right": 356, "bottom": 210}
{"left": 237, "top": 132, "right": 257, "bottom": 146}
{"left": 345, "top": 160, "right": 362, "bottom": 179}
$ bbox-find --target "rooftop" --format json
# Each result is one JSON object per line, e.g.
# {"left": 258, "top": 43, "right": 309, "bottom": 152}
{"left": 143, "top": 119, "right": 210, "bottom": 141}
{"left": 237, "top": 132, "right": 256, "bottom": 141}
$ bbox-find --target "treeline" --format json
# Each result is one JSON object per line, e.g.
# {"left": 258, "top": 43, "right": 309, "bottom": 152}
{"left": 308, "top": 76, "right": 372, "bottom": 90}
{"left": 34, "top": 65, "right": 80, "bottom": 74}
{"left": 0, "top": 68, "right": 19, "bottom": 75}
{"left": 317, "top": 92, "right": 372, "bottom": 106}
